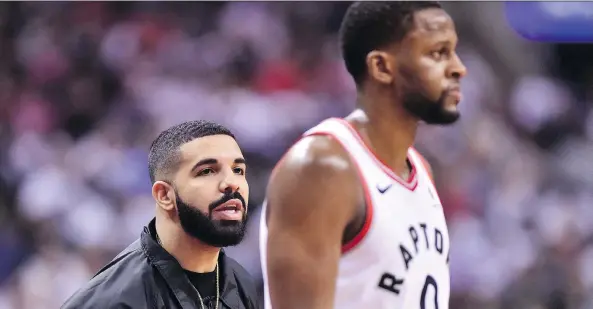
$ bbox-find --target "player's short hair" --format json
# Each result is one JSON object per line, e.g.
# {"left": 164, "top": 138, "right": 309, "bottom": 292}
{"left": 148, "top": 120, "right": 235, "bottom": 183}
{"left": 339, "top": 1, "right": 442, "bottom": 85}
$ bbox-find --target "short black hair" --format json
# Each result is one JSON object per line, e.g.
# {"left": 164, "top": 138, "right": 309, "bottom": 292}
{"left": 339, "top": 1, "right": 442, "bottom": 85}
{"left": 148, "top": 120, "right": 235, "bottom": 183}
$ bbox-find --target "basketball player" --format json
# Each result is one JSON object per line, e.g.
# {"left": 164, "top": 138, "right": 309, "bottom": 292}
{"left": 260, "top": 2, "right": 467, "bottom": 309}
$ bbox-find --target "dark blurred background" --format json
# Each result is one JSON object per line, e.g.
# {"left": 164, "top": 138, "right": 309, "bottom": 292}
{"left": 0, "top": 2, "right": 592, "bottom": 309}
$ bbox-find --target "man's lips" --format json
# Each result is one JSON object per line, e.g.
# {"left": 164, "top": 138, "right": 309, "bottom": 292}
{"left": 212, "top": 199, "right": 243, "bottom": 212}
{"left": 448, "top": 86, "right": 462, "bottom": 102}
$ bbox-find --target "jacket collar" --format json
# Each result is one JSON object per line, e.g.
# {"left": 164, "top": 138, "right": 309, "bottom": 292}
{"left": 141, "top": 218, "right": 242, "bottom": 309}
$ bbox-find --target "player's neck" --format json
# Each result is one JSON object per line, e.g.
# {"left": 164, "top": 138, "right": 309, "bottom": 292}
{"left": 155, "top": 217, "right": 220, "bottom": 273}
{"left": 352, "top": 93, "right": 418, "bottom": 178}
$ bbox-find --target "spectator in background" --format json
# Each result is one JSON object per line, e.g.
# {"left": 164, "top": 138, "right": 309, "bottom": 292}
{"left": 62, "top": 120, "right": 260, "bottom": 309}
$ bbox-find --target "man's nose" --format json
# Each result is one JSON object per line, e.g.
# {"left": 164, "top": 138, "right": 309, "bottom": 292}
{"left": 219, "top": 175, "right": 240, "bottom": 194}
{"left": 448, "top": 53, "right": 467, "bottom": 80}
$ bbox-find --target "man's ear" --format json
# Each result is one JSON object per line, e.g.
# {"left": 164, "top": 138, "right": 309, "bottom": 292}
{"left": 366, "top": 50, "right": 396, "bottom": 85}
{"left": 152, "top": 181, "right": 176, "bottom": 211}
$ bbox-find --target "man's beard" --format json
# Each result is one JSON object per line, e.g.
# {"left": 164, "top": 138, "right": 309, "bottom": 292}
{"left": 176, "top": 190, "right": 247, "bottom": 248}
{"left": 402, "top": 90, "right": 460, "bottom": 125}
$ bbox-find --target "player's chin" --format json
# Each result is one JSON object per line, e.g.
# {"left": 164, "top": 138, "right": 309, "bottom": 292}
{"left": 425, "top": 104, "right": 460, "bottom": 125}
{"left": 442, "top": 105, "right": 460, "bottom": 123}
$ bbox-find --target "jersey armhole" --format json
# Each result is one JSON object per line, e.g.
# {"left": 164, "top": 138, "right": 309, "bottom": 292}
{"left": 267, "top": 131, "right": 375, "bottom": 255}
{"left": 340, "top": 159, "right": 373, "bottom": 254}
{"left": 301, "top": 132, "right": 374, "bottom": 255}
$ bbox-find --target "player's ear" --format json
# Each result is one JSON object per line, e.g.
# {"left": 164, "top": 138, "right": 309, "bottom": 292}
{"left": 152, "top": 180, "right": 176, "bottom": 211}
{"left": 367, "top": 50, "right": 395, "bottom": 85}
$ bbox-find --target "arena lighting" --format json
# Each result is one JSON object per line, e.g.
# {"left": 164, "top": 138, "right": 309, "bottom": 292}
{"left": 505, "top": 1, "right": 593, "bottom": 42}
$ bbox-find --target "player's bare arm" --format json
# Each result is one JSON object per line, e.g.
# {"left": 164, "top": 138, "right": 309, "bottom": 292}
{"left": 265, "top": 135, "right": 363, "bottom": 309}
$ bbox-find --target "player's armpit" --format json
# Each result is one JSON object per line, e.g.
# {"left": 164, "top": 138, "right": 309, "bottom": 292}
{"left": 265, "top": 135, "right": 361, "bottom": 309}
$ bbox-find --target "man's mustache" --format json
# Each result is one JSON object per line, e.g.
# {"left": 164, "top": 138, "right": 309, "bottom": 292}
{"left": 208, "top": 190, "right": 247, "bottom": 212}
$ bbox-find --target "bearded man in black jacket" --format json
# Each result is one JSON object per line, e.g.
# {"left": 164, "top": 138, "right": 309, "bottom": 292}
{"left": 62, "top": 120, "right": 261, "bottom": 309}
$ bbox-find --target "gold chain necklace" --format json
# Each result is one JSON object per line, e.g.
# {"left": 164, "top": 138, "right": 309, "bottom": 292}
{"left": 156, "top": 235, "right": 219, "bottom": 309}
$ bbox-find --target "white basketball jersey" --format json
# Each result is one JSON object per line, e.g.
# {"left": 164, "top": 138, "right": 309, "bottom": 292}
{"left": 260, "top": 117, "right": 451, "bottom": 309}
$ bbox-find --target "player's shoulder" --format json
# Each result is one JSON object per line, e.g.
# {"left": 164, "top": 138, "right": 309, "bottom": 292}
{"left": 266, "top": 132, "right": 362, "bottom": 212}
{"left": 265, "top": 128, "right": 362, "bottom": 236}
{"left": 273, "top": 133, "right": 355, "bottom": 180}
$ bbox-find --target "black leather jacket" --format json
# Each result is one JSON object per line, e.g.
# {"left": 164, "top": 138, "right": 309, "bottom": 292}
{"left": 62, "top": 219, "right": 261, "bottom": 309}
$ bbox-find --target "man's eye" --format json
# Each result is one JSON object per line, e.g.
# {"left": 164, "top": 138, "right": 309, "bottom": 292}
{"left": 197, "top": 168, "right": 214, "bottom": 176}
{"left": 233, "top": 167, "right": 245, "bottom": 175}
{"left": 431, "top": 48, "right": 450, "bottom": 60}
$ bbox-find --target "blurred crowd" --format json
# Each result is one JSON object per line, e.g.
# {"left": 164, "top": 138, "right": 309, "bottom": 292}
{"left": 0, "top": 2, "right": 591, "bottom": 309}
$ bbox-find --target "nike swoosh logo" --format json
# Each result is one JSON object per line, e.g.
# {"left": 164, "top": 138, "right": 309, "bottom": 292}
{"left": 377, "top": 184, "right": 392, "bottom": 194}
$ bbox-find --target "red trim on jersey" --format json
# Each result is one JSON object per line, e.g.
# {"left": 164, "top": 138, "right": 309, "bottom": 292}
{"left": 268, "top": 130, "right": 374, "bottom": 255}
{"left": 340, "top": 153, "right": 374, "bottom": 254}
{"left": 332, "top": 118, "right": 418, "bottom": 191}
